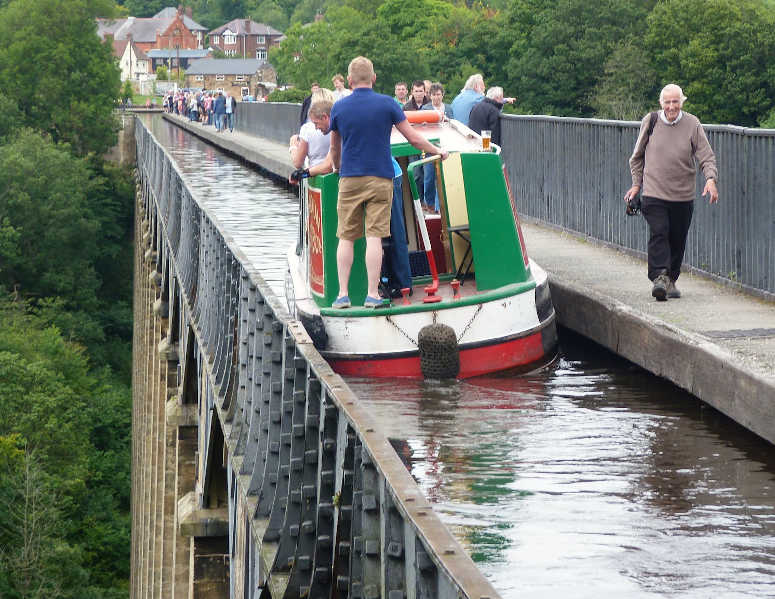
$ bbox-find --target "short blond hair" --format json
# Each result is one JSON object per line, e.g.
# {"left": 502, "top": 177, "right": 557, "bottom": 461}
{"left": 332, "top": 73, "right": 345, "bottom": 84}
{"left": 309, "top": 99, "right": 333, "bottom": 118}
{"left": 311, "top": 88, "right": 335, "bottom": 103}
{"left": 348, "top": 56, "right": 375, "bottom": 86}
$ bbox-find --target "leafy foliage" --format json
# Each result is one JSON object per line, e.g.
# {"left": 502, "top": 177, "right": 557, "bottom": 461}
{"left": 644, "top": 0, "right": 775, "bottom": 126}
{"left": 0, "top": 0, "right": 121, "bottom": 156}
{"left": 0, "top": 300, "right": 132, "bottom": 598}
{"left": 0, "top": 1, "right": 135, "bottom": 596}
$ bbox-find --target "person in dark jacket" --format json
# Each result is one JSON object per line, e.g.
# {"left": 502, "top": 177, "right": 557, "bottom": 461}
{"left": 213, "top": 91, "right": 226, "bottom": 132}
{"left": 299, "top": 82, "right": 320, "bottom": 127}
{"left": 467, "top": 86, "right": 515, "bottom": 147}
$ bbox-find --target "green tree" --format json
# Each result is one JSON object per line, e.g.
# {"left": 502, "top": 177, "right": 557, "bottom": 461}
{"left": 0, "top": 299, "right": 131, "bottom": 597}
{"left": 117, "top": 0, "right": 165, "bottom": 17}
{"left": 249, "top": 0, "right": 289, "bottom": 30}
{"left": 0, "top": 438, "right": 80, "bottom": 599}
{"left": 121, "top": 80, "right": 134, "bottom": 103}
{"left": 589, "top": 40, "right": 659, "bottom": 120}
{"left": 0, "top": 0, "right": 121, "bottom": 156}
{"left": 504, "top": 0, "right": 651, "bottom": 116}
{"left": 644, "top": 0, "right": 775, "bottom": 126}
{"left": 0, "top": 130, "right": 101, "bottom": 310}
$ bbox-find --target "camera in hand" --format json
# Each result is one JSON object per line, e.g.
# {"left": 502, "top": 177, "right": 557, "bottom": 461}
{"left": 625, "top": 195, "right": 641, "bottom": 216}
{"left": 290, "top": 168, "right": 310, "bottom": 182}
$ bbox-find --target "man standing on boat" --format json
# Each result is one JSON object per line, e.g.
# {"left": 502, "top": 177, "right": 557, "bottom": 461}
{"left": 624, "top": 83, "right": 718, "bottom": 301}
{"left": 328, "top": 56, "right": 447, "bottom": 308}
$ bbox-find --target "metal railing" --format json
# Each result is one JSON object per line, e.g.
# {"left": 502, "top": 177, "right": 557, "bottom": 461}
{"left": 501, "top": 115, "right": 775, "bottom": 295}
{"left": 134, "top": 117, "right": 500, "bottom": 599}
{"left": 236, "top": 102, "right": 301, "bottom": 145}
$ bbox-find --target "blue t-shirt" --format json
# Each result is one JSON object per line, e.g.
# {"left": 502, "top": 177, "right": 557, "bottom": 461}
{"left": 330, "top": 88, "right": 406, "bottom": 179}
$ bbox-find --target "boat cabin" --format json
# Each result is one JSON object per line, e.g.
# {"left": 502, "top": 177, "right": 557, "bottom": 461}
{"left": 299, "top": 111, "right": 533, "bottom": 313}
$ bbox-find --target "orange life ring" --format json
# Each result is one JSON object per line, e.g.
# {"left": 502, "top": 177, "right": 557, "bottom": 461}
{"left": 404, "top": 110, "right": 442, "bottom": 124}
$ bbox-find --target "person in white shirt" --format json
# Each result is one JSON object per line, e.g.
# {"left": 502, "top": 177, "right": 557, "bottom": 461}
{"left": 331, "top": 74, "right": 352, "bottom": 102}
{"left": 289, "top": 88, "right": 335, "bottom": 169}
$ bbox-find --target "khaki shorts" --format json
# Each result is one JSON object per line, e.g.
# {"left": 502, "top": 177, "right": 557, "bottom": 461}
{"left": 337, "top": 176, "right": 393, "bottom": 240}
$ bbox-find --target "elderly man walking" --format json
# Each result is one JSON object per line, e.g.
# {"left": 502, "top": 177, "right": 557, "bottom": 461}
{"left": 328, "top": 56, "right": 447, "bottom": 308}
{"left": 625, "top": 83, "right": 718, "bottom": 301}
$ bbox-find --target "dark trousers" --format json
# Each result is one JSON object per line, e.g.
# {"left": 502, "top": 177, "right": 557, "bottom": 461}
{"left": 641, "top": 197, "right": 694, "bottom": 282}
{"left": 382, "top": 175, "right": 412, "bottom": 290}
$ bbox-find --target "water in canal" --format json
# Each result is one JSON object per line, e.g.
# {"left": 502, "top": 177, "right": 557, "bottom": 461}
{"left": 145, "top": 115, "right": 775, "bottom": 598}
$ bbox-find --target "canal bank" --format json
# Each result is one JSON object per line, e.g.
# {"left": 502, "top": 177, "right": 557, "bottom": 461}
{"left": 161, "top": 112, "right": 775, "bottom": 445}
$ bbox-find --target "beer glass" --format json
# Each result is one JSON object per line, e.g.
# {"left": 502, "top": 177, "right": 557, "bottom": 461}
{"left": 481, "top": 130, "right": 491, "bottom": 151}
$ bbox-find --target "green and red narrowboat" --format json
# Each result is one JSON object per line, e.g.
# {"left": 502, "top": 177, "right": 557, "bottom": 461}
{"left": 286, "top": 111, "right": 557, "bottom": 378}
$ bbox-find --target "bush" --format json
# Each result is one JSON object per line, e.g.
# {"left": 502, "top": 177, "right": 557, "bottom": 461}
{"left": 760, "top": 108, "right": 775, "bottom": 129}
{"left": 266, "top": 87, "right": 308, "bottom": 103}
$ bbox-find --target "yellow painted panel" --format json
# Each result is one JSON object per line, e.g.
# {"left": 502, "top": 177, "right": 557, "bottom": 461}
{"left": 442, "top": 153, "right": 468, "bottom": 228}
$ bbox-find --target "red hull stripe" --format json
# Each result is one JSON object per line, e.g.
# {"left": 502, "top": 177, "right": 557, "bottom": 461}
{"left": 329, "top": 331, "right": 546, "bottom": 379}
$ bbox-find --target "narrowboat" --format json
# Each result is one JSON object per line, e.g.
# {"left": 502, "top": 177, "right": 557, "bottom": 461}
{"left": 285, "top": 111, "right": 557, "bottom": 378}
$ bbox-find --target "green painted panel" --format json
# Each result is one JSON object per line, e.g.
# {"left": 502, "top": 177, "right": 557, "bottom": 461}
{"left": 320, "top": 280, "right": 535, "bottom": 317}
{"left": 460, "top": 153, "right": 529, "bottom": 290}
{"left": 316, "top": 173, "right": 367, "bottom": 308}
{"left": 391, "top": 139, "right": 439, "bottom": 158}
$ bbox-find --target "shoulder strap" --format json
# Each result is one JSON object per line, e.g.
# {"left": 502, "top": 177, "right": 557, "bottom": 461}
{"left": 644, "top": 111, "right": 658, "bottom": 146}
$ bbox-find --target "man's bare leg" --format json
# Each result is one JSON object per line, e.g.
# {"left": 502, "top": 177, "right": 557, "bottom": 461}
{"left": 365, "top": 236, "right": 383, "bottom": 299}
{"left": 336, "top": 238, "right": 354, "bottom": 299}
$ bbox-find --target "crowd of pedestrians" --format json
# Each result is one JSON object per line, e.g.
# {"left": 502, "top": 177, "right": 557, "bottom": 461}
{"left": 163, "top": 89, "right": 238, "bottom": 133}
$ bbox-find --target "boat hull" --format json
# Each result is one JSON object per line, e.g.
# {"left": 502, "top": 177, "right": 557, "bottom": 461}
{"left": 288, "top": 247, "right": 558, "bottom": 379}
{"left": 326, "top": 315, "right": 557, "bottom": 379}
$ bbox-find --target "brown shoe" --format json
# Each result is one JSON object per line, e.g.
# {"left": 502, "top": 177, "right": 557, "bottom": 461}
{"left": 652, "top": 273, "right": 669, "bottom": 301}
{"left": 667, "top": 279, "right": 681, "bottom": 299}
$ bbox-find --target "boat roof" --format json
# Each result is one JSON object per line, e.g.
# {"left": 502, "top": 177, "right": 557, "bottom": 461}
{"left": 390, "top": 118, "right": 485, "bottom": 156}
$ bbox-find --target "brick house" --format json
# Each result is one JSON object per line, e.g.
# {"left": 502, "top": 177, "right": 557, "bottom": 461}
{"left": 185, "top": 58, "right": 277, "bottom": 98}
{"left": 208, "top": 19, "right": 283, "bottom": 61}
{"left": 97, "top": 6, "right": 206, "bottom": 54}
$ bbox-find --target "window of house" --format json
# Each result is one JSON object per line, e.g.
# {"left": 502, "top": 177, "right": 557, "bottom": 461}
{"left": 216, "top": 74, "right": 225, "bottom": 81}
{"left": 226, "top": 49, "right": 236, "bottom": 56}
{"left": 235, "top": 74, "right": 246, "bottom": 81}
{"left": 212, "top": 34, "right": 219, "bottom": 44}
{"left": 256, "top": 49, "right": 267, "bottom": 60}
{"left": 257, "top": 35, "right": 265, "bottom": 44}
{"left": 225, "top": 33, "right": 236, "bottom": 45}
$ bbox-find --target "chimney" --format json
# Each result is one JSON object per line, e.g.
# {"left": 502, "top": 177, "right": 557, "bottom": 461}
{"left": 177, "top": 4, "right": 183, "bottom": 16}
{"left": 186, "top": 6, "right": 193, "bottom": 18}
{"left": 244, "top": 19, "right": 251, "bottom": 33}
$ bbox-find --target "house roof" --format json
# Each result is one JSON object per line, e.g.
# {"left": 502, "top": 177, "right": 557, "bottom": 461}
{"left": 185, "top": 58, "right": 270, "bottom": 75}
{"left": 97, "top": 15, "right": 199, "bottom": 43}
{"left": 209, "top": 18, "right": 282, "bottom": 37}
{"left": 153, "top": 7, "right": 208, "bottom": 31}
{"left": 112, "top": 39, "right": 129, "bottom": 58}
{"left": 133, "top": 43, "right": 150, "bottom": 60}
{"left": 147, "top": 48, "right": 212, "bottom": 59}
{"left": 112, "top": 39, "right": 149, "bottom": 60}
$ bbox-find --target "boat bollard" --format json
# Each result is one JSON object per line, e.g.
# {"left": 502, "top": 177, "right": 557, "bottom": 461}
{"left": 418, "top": 323, "right": 460, "bottom": 379}
{"left": 401, "top": 287, "right": 411, "bottom": 305}
{"left": 450, "top": 279, "right": 461, "bottom": 300}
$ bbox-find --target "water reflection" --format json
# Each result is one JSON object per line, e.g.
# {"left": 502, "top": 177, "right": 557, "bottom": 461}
{"left": 350, "top": 333, "right": 775, "bottom": 598}
{"left": 145, "top": 116, "right": 775, "bottom": 598}
{"left": 142, "top": 115, "right": 298, "bottom": 296}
